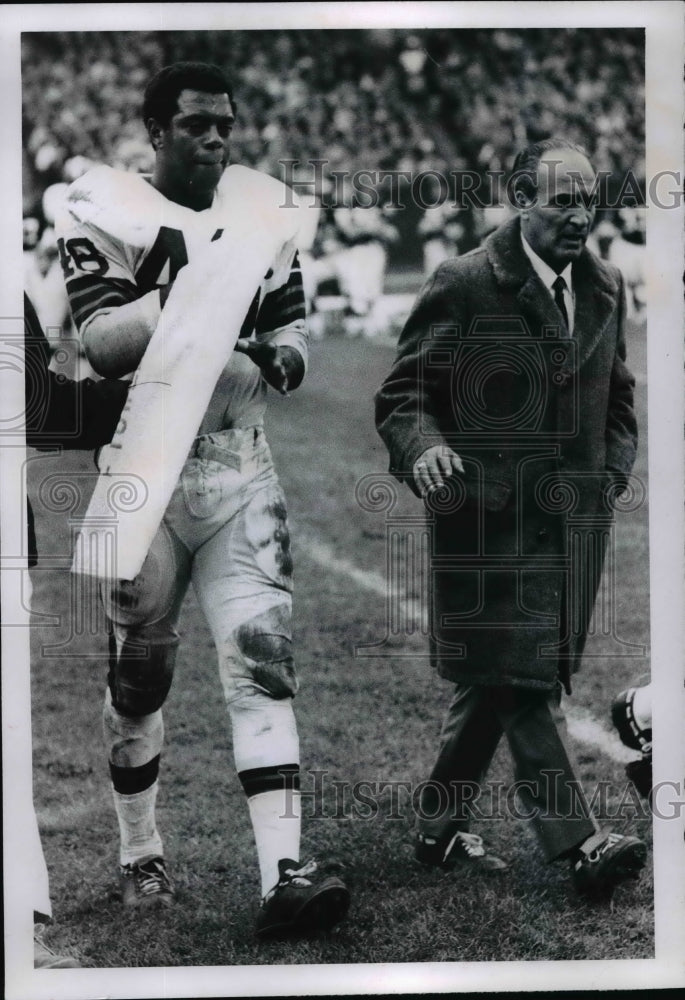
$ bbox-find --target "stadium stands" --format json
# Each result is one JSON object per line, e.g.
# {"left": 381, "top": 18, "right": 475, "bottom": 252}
{"left": 22, "top": 29, "right": 645, "bottom": 218}
{"left": 21, "top": 28, "right": 645, "bottom": 332}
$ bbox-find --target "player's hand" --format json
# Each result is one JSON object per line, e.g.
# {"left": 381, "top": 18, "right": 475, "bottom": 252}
{"left": 234, "top": 340, "right": 290, "bottom": 395}
{"left": 413, "top": 445, "right": 464, "bottom": 497}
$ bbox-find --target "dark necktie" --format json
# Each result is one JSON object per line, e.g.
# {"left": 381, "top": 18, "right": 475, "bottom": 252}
{"left": 552, "top": 275, "right": 569, "bottom": 333}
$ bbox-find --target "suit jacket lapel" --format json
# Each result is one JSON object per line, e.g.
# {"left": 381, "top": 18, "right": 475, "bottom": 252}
{"left": 484, "top": 217, "right": 621, "bottom": 372}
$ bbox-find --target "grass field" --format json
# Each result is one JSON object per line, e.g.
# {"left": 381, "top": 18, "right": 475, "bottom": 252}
{"left": 28, "top": 314, "right": 652, "bottom": 968}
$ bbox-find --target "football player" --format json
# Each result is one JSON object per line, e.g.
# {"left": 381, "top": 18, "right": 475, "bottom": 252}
{"left": 55, "top": 62, "right": 349, "bottom": 937}
{"left": 611, "top": 683, "right": 652, "bottom": 799}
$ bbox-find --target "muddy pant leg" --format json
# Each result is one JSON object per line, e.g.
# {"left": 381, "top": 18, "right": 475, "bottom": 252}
{"left": 101, "top": 521, "right": 192, "bottom": 865}
{"left": 193, "top": 477, "right": 300, "bottom": 895}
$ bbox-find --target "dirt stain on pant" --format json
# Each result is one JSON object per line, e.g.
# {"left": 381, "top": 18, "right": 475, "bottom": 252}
{"left": 234, "top": 604, "right": 297, "bottom": 699}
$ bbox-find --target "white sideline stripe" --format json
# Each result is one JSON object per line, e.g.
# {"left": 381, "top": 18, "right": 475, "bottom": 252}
{"left": 301, "top": 537, "right": 638, "bottom": 766}
{"left": 303, "top": 538, "right": 389, "bottom": 597}
{"left": 566, "top": 710, "right": 637, "bottom": 764}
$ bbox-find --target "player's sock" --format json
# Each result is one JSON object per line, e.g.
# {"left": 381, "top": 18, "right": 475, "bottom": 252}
{"left": 230, "top": 693, "right": 301, "bottom": 896}
{"left": 112, "top": 780, "right": 164, "bottom": 866}
{"left": 243, "top": 779, "right": 301, "bottom": 896}
{"left": 103, "top": 692, "right": 165, "bottom": 865}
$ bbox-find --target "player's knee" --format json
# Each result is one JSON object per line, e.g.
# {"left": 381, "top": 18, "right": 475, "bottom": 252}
{"left": 232, "top": 607, "right": 297, "bottom": 699}
{"left": 103, "top": 691, "right": 164, "bottom": 766}
{"left": 101, "top": 527, "right": 182, "bottom": 628}
{"left": 108, "top": 639, "right": 178, "bottom": 717}
{"left": 104, "top": 577, "right": 176, "bottom": 628}
{"left": 103, "top": 691, "right": 163, "bottom": 740}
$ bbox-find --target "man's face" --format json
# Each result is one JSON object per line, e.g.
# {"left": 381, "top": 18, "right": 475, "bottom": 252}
{"left": 520, "top": 149, "right": 597, "bottom": 272}
{"left": 154, "top": 88, "right": 235, "bottom": 201}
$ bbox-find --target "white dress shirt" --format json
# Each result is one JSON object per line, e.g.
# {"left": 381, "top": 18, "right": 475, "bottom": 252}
{"left": 521, "top": 232, "right": 575, "bottom": 334}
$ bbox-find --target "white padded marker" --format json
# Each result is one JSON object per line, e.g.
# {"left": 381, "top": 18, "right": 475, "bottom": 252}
{"left": 72, "top": 166, "right": 301, "bottom": 580}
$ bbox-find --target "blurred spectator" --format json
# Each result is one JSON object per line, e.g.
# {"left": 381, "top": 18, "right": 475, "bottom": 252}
{"left": 331, "top": 181, "right": 400, "bottom": 338}
{"left": 587, "top": 211, "right": 646, "bottom": 321}
{"left": 24, "top": 182, "right": 73, "bottom": 342}
{"left": 32, "top": 227, "right": 71, "bottom": 343}
{"left": 418, "top": 201, "right": 466, "bottom": 275}
{"left": 23, "top": 216, "right": 44, "bottom": 317}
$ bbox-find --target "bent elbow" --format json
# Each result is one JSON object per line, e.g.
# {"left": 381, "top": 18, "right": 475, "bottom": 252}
{"left": 82, "top": 328, "right": 122, "bottom": 378}
{"left": 82, "top": 314, "right": 136, "bottom": 378}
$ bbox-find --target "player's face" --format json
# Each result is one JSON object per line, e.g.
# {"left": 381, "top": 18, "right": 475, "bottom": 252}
{"left": 521, "top": 149, "right": 597, "bottom": 272}
{"left": 155, "top": 88, "right": 234, "bottom": 206}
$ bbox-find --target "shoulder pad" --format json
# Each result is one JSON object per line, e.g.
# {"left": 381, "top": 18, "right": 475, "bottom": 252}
{"left": 217, "top": 165, "right": 303, "bottom": 245}
{"left": 59, "top": 166, "right": 161, "bottom": 249}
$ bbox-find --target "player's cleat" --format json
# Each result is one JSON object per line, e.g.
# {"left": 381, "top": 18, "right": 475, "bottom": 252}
{"left": 571, "top": 831, "right": 647, "bottom": 899}
{"left": 611, "top": 688, "right": 652, "bottom": 754}
{"left": 255, "top": 858, "right": 350, "bottom": 939}
{"left": 611, "top": 687, "right": 653, "bottom": 799}
{"left": 34, "top": 925, "right": 81, "bottom": 968}
{"left": 119, "top": 855, "right": 174, "bottom": 909}
{"left": 415, "top": 830, "right": 509, "bottom": 872}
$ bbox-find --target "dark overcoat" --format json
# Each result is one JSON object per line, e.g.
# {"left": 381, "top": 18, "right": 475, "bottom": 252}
{"left": 375, "top": 217, "right": 637, "bottom": 692}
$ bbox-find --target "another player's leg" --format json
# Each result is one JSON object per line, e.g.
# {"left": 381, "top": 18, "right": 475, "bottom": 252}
{"left": 360, "top": 242, "right": 388, "bottom": 340}
{"left": 193, "top": 444, "right": 349, "bottom": 936}
{"left": 30, "top": 806, "right": 81, "bottom": 967}
{"left": 335, "top": 246, "right": 370, "bottom": 338}
{"left": 499, "top": 684, "right": 647, "bottom": 899}
{"left": 101, "top": 522, "right": 191, "bottom": 910}
{"left": 611, "top": 682, "right": 652, "bottom": 798}
{"left": 415, "top": 684, "right": 508, "bottom": 872}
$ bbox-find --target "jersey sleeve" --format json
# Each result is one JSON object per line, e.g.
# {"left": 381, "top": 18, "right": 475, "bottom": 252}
{"left": 56, "top": 208, "right": 139, "bottom": 328}
{"left": 56, "top": 174, "right": 162, "bottom": 346}
{"left": 253, "top": 246, "right": 308, "bottom": 367}
{"left": 56, "top": 178, "right": 162, "bottom": 376}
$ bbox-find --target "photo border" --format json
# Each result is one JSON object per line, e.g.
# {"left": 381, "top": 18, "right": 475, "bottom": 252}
{"left": 2, "top": 3, "right": 683, "bottom": 997}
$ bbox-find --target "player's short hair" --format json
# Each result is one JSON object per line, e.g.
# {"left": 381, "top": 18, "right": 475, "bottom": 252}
{"left": 510, "top": 137, "right": 591, "bottom": 202}
{"left": 143, "top": 62, "right": 236, "bottom": 128}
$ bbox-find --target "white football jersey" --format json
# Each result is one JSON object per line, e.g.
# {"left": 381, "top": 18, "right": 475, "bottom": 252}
{"left": 56, "top": 164, "right": 307, "bottom": 432}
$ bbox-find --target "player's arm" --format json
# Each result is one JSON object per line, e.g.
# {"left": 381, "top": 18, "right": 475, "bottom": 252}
{"left": 57, "top": 209, "right": 163, "bottom": 378}
{"left": 375, "top": 261, "right": 463, "bottom": 497}
{"left": 78, "top": 271, "right": 176, "bottom": 378}
{"left": 234, "top": 251, "right": 307, "bottom": 395}
{"left": 78, "top": 296, "right": 161, "bottom": 378}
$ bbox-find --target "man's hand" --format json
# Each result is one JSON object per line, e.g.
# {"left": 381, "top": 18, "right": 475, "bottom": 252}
{"left": 234, "top": 341, "right": 303, "bottom": 395}
{"left": 413, "top": 445, "right": 464, "bottom": 496}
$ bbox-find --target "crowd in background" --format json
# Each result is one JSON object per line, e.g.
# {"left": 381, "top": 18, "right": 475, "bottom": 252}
{"left": 22, "top": 28, "right": 646, "bottom": 341}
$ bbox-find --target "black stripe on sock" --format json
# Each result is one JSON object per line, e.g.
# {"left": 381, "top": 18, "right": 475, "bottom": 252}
{"left": 238, "top": 763, "right": 300, "bottom": 798}
{"left": 109, "top": 754, "right": 160, "bottom": 795}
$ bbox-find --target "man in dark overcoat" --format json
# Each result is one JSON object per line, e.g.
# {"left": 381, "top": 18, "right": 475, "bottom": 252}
{"left": 375, "top": 139, "right": 647, "bottom": 897}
